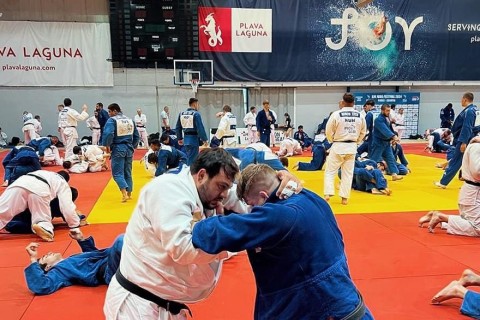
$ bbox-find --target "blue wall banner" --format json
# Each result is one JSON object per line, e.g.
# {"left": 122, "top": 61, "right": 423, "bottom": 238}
{"left": 353, "top": 92, "right": 420, "bottom": 138}
{"left": 198, "top": 0, "right": 480, "bottom": 82}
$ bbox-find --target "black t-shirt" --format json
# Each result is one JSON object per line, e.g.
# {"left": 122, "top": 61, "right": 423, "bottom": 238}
{"left": 285, "top": 116, "right": 292, "bottom": 128}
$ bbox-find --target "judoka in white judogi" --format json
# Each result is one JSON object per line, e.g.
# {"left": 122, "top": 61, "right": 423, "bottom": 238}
{"left": 324, "top": 95, "right": 366, "bottom": 204}
{"left": 420, "top": 138, "right": 480, "bottom": 236}
{"left": 104, "top": 151, "right": 246, "bottom": 319}
{"left": 86, "top": 113, "right": 102, "bottom": 145}
{"left": 58, "top": 99, "right": 89, "bottom": 159}
{"left": 134, "top": 108, "right": 149, "bottom": 148}
{"left": 0, "top": 170, "right": 80, "bottom": 241}
{"left": 215, "top": 106, "right": 237, "bottom": 147}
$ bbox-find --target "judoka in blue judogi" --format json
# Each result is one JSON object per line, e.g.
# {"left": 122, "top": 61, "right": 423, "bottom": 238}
{"left": 437, "top": 93, "right": 478, "bottom": 187}
{"left": 192, "top": 164, "right": 373, "bottom": 319}
{"left": 440, "top": 103, "right": 455, "bottom": 129}
{"left": 102, "top": 103, "right": 140, "bottom": 201}
{"left": 160, "top": 129, "right": 183, "bottom": 152}
{"left": 27, "top": 136, "right": 58, "bottom": 159}
{"left": 357, "top": 100, "right": 376, "bottom": 155}
{"left": 350, "top": 159, "right": 390, "bottom": 194}
{"left": 24, "top": 232, "right": 124, "bottom": 295}
{"left": 2, "top": 146, "right": 41, "bottom": 185}
{"left": 369, "top": 104, "right": 402, "bottom": 180}
{"left": 391, "top": 142, "right": 409, "bottom": 175}
{"left": 296, "top": 133, "right": 331, "bottom": 171}
{"left": 175, "top": 98, "right": 208, "bottom": 165}
{"left": 225, "top": 143, "right": 285, "bottom": 171}
{"left": 153, "top": 142, "right": 187, "bottom": 176}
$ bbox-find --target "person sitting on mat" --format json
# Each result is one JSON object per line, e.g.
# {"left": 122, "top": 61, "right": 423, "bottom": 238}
{"left": 24, "top": 229, "right": 124, "bottom": 295}
{"left": 431, "top": 269, "right": 480, "bottom": 319}
{"left": 192, "top": 164, "right": 373, "bottom": 319}
{"left": 418, "top": 135, "right": 480, "bottom": 236}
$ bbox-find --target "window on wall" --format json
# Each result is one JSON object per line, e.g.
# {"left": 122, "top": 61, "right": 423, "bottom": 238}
{"left": 248, "top": 87, "right": 295, "bottom": 128}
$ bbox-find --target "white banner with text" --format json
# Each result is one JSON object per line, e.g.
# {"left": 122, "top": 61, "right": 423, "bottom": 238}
{"left": 0, "top": 21, "right": 113, "bottom": 86}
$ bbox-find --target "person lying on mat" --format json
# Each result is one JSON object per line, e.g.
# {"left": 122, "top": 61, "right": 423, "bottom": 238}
{"left": 192, "top": 164, "right": 373, "bottom": 319}
{"left": 0, "top": 170, "right": 81, "bottom": 242}
{"left": 431, "top": 269, "right": 480, "bottom": 319}
{"left": 419, "top": 135, "right": 480, "bottom": 236}
{"left": 24, "top": 229, "right": 123, "bottom": 295}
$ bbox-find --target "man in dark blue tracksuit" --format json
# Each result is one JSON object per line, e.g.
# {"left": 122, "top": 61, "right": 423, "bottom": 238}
{"left": 440, "top": 103, "right": 455, "bottom": 129}
{"left": 256, "top": 100, "right": 276, "bottom": 147}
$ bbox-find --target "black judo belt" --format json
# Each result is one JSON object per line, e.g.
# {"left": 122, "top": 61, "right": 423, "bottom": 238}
{"left": 465, "top": 180, "right": 480, "bottom": 187}
{"left": 340, "top": 291, "right": 366, "bottom": 320}
{"left": 26, "top": 173, "right": 51, "bottom": 188}
{"left": 245, "top": 147, "right": 258, "bottom": 164}
{"left": 115, "top": 269, "right": 192, "bottom": 316}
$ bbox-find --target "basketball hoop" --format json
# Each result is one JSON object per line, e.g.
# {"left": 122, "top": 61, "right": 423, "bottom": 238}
{"left": 190, "top": 79, "right": 199, "bottom": 93}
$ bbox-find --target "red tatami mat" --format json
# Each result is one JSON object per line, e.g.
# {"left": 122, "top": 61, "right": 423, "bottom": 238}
{"left": 356, "top": 275, "right": 472, "bottom": 320}
{"left": 1, "top": 147, "right": 478, "bottom": 319}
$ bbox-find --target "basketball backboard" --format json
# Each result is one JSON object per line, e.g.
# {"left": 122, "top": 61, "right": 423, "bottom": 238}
{"left": 173, "top": 59, "right": 214, "bottom": 85}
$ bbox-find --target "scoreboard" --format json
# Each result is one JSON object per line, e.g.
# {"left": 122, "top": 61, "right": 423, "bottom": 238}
{"left": 109, "top": 0, "right": 199, "bottom": 67}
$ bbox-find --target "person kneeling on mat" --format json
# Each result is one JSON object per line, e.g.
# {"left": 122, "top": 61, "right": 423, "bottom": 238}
{"left": 0, "top": 170, "right": 81, "bottom": 242}
{"left": 419, "top": 135, "right": 480, "bottom": 235}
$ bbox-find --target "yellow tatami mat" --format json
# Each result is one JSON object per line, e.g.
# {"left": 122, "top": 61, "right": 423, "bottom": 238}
{"left": 88, "top": 154, "right": 461, "bottom": 223}
{"left": 289, "top": 154, "right": 461, "bottom": 214}
{"left": 87, "top": 161, "right": 152, "bottom": 223}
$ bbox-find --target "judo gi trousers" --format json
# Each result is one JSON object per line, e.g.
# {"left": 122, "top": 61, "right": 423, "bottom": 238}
{"left": 324, "top": 151, "right": 355, "bottom": 199}
{"left": 0, "top": 187, "right": 54, "bottom": 234}
{"left": 440, "top": 142, "right": 464, "bottom": 186}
